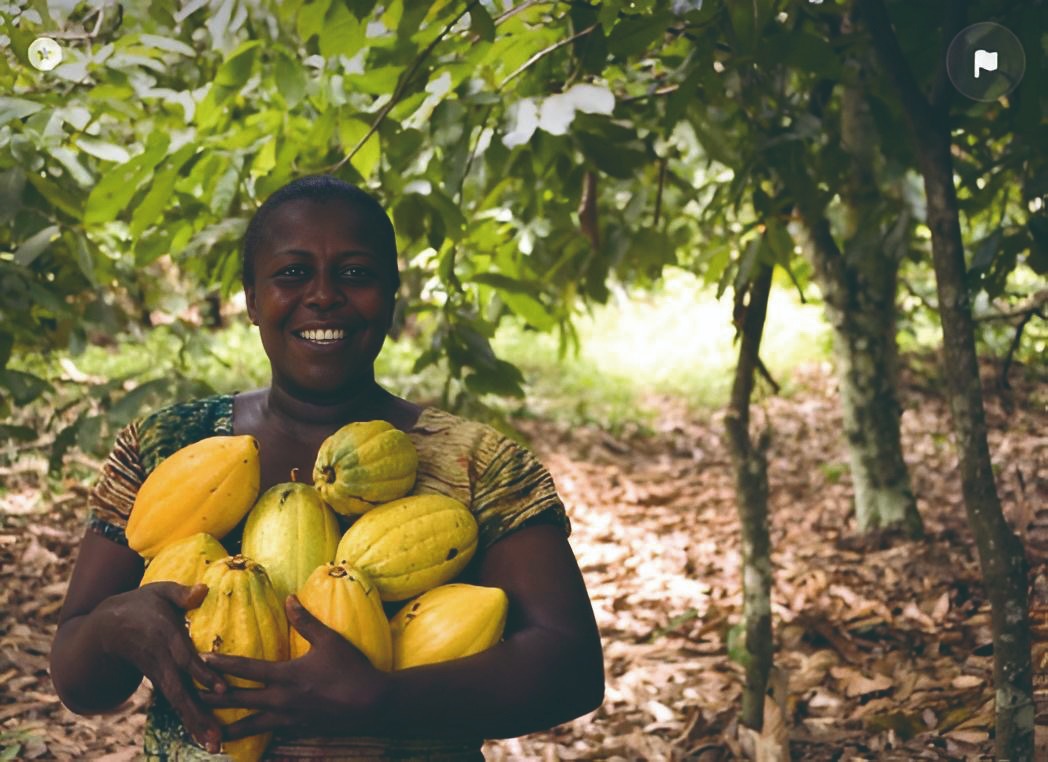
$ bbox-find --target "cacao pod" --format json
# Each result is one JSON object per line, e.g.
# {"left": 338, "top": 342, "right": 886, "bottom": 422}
{"left": 187, "top": 555, "right": 289, "bottom": 762}
{"left": 139, "top": 532, "right": 226, "bottom": 588}
{"left": 126, "top": 435, "right": 260, "bottom": 559}
{"left": 335, "top": 494, "right": 477, "bottom": 601}
{"left": 390, "top": 584, "right": 509, "bottom": 669}
{"left": 291, "top": 563, "right": 392, "bottom": 670}
{"left": 312, "top": 420, "right": 418, "bottom": 515}
{"left": 241, "top": 479, "right": 339, "bottom": 603}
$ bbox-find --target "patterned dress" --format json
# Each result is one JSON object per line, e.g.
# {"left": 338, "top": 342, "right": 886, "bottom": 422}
{"left": 87, "top": 394, "right": 570, "bottom": 761}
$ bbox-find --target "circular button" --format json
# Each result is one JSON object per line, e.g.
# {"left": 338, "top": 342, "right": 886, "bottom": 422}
{"left": 27, "top": 37, "right": 63, "bottom": 72}
{"left": 946, "top": 22, "right": 1025, "bottom": 102}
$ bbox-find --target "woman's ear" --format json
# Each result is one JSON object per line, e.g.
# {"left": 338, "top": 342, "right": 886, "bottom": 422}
{"left": 244, "top": 284, "right": 259, "bottom": 326}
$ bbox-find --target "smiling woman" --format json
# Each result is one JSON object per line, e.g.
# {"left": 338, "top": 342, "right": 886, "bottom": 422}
{"left": 49, "top": 175, "right": 604, "bottom": 761}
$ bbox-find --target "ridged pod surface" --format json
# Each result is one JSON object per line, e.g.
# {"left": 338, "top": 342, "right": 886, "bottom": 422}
{"left": 126, "top": 435, "right": 260, "bottom": 559}
{"left": 335, "top": 494, "right": 478, "bottom": 601}
{"left": 241, "top": 480, "right": 339, "bottom": 603}
{"left": 139, "top": 532, "right": 226, "bottom": 588}
{"left": 312, "top": 420, "right": 418, "bottom": 515}
{"left": 390, "top": 584, "right": 509, "bottom": 669}
{"left": 187, "top": 555, "right": 289, "bottom": 762}
{"left": 291, "top": 563, "right": 392, "bottom": 670}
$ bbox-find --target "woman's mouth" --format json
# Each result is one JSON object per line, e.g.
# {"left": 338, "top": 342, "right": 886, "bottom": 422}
{"left": 295, "top": 328, "right": 346, "bottom": 345}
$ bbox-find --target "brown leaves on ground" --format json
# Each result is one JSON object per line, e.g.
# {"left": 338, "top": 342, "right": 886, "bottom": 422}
{"left": 1, "top": 360, "right": 1046, "bottom": 760}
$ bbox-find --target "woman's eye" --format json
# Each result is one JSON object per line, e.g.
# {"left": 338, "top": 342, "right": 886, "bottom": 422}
{"left": 342, "top": 266, "right": 374, "bottom": 279}
{"left": 277, "top": 265, "right": 307, "bottom": 277}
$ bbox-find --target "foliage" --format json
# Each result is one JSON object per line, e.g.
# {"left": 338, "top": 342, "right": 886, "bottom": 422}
{"left": 1, "top": 0, "right": 1043, "bottom": 469}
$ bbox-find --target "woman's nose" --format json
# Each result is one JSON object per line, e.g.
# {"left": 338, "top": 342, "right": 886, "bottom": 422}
{"left": 304, "top": 271, "right": 346, "bottom": 310}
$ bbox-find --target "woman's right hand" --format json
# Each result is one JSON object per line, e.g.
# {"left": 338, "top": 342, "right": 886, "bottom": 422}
{"left": 92, "top": 581, "right": 227, "bottom": 752}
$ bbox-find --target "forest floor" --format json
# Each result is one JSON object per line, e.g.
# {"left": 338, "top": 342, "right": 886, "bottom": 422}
{"left": 1, "top": 358, "right": 1045, "bottom": 761}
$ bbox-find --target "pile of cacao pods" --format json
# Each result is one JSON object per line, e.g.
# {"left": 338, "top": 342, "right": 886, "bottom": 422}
{"left": 126, "top": 421, "right": 508, "bottom": 762}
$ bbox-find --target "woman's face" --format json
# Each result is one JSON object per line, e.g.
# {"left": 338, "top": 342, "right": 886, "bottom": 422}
{"left": 244, "top": 197, "right": 397, "bottom": 400}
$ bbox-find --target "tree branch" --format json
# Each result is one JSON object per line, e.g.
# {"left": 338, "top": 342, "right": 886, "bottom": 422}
{"left": 330, "top": 2, "right": 477, "bottom": 173}
{"left": 497, "top": 23, "right": 598, "bottom": 91}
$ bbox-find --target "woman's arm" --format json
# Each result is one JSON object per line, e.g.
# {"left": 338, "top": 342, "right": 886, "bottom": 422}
{"left": 200, "top": 521, "right": 604, "bottom": 740}
{"left": 50, "top": 529, "right": 226, "bottom": 752}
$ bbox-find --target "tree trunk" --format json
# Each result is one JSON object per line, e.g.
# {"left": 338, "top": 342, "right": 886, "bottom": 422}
{"left": 724, "top": 263, "right": 774, "bottom": 730}
{"left": 859, "top": 1, "right": 1034, "bottom": 757}
{"left": 801, "top": 213, "right": 922, "bottom": 537}
{"left": 799, "top": 68, "right": 922, "bottom": 538}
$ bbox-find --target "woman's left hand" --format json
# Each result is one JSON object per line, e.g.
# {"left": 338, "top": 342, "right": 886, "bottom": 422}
{"left": 197, "top": 595, "right": 391, "bottom": 741}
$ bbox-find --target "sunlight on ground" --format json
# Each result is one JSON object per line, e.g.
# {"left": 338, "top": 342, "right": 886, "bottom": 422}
{"left": 494, "top": 268, "right": 832, "bottom": 424}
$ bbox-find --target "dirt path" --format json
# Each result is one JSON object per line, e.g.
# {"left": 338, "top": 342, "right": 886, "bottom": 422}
{"left": 2, "top": 362, "right": 1045, "bottom": 760}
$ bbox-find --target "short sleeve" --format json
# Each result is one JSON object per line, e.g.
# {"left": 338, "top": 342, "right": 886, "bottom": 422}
{"left": 470, "top": 430, "right": 571, "bottom": 550}
{"left": 85, "top": 420, "right": 145, "bottom": 545}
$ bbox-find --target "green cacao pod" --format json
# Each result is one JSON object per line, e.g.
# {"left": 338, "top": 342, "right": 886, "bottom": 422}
{"left": 139, "top": 532, "right": 226, "bottom": 588}
{"left": 126, "top": 435, "right": 260, "bottom": 558}
{"left": 312, "top": 420, "right": 418, "bottom": 516}
{"left": 241, "top": 478, "right": 340, "bottom": 604}
{"left": 291, "top": 563, "right": 392, "bottom": 670}
{"left": 390, "top": 584, "right": 509, "bottom": 669}
{"left": 187, "top": 555, "right": 289, "bottom": 762}
{"left": 335, "top": 494, "right": 478, "bottom": 601}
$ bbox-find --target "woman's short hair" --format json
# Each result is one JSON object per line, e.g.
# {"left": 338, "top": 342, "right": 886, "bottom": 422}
{"left": 241, "top": 175, "right": 400, "bottom": 292}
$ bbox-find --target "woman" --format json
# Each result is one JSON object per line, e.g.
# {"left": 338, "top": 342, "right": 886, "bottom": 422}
{"left": 49, "top": 175, "right": 605, "bottom": 759}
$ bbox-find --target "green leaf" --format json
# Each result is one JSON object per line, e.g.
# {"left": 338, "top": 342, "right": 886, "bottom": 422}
{"left": 0, "top": 168, "right": 26, "bottom": 225}
{"left": 464, "top": 359, "right": 526, "bottom": 398}
{"left": 298, "top": 0, "right": 333, "bottom": 45}
{"left": 1027, "top": 216, "right": 1048, "bottom": 274}
{"left": 469, "top": 5, "right": 496, "bottom": 43}
{"left": 275, "top": 51, "right": 308, "bottom": 108}
{"left": 758, "top": 32, "right": 844, "bottom": 79}
{"left": 338, "top": 116, "right": 381, "bottom": 180}
{"left": 75, "top": 137, "right": 132, "bottom": 163}
{"left": 214, "top": 40, "right": 262, "bottom": 89}
{"left": 0, "top": 425, "right": 35, "bottom": 443}
{"left": 0, "top": 369, "right": 54, "bottom": 405}
{"left": 138, "top": 34, "right": 197, "bottom": 57}
{"left": 607, "top": 13, "right": 673, "bottom": 59}
{"left": 84, "top": 134, "right": 171, "bottom": 225}
{"left": 501, "top": 291, "right": 557, "bottom": 331}
{"left": 576, "top": 130, "right": 647, "bottom": 178}
{"left": 0, "top": 97, "right": 44, "bottom": 127}
{"left": 319, "top": 3, "right": 364, "bottom": 58}
{"left": 130, "top": 143, "right": 198, "bottom": 237}
{"left": 48, "top": 421, "right": 78, "bottom": 475}
{"left": 49, "top": 146, "right": 94, "bottom": 187}
{"left": 14, "top": 225, "right": 60, "bottom": 267}
{"left": 108, "top": 378, "right": 172, "bottom": 427}
{"left": 970, "top": 228, "right": 1002, "bottom": 273}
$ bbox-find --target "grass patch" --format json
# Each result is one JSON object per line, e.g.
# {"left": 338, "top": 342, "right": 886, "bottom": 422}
{"left": 493, "top": 268, "right": 832, "bottom": 427}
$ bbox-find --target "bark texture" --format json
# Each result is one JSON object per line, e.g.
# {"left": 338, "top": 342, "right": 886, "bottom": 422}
{"left": 724, "top": 264, "right": 774, "bottom": 730}
{"left": 799, "top": 58, "right": 921, "bottom": 538}
{"left": 859, "top": 1, "right": 1034, "bottom": 757}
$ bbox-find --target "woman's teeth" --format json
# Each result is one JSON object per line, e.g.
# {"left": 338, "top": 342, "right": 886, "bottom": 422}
{"left": 299, "top": 328, "right": 345, "bottom": 342}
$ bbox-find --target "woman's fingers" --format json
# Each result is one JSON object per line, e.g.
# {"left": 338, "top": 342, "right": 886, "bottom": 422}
{"left": 201, "top": 652, "right": 280, "bottom": 683}
{"left": 152, "top": 667, "right": 223, "bottom": 753}
{"left": 286, "top": 595, "right": 334, "bottom": 647}
{"left": 143, "top": 580, "right": 208, "bottom": 610}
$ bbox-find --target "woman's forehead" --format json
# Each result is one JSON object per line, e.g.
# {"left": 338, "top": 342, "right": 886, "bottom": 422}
{"left": 260, "top": 198, "right": 387, "bottom": 252}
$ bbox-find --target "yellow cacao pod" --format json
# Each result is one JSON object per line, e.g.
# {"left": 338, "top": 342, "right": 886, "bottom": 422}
{"left": 126, "top": 435, "right": 260, "bottom": 559}
{"left": 335, "top": 494, "right": 478, "bottom": 601}
{"left": 241, "top": 479, "right": 340, "bottom": 604}
{"left": 291, "top": 563, "right": 392, "bottom": 670}
{"left": 139, "top": 532, "right": 226, "bottom": 588}
{"left": 390, "top": 584, "right": 509, "bottom": 670}
{"left": 312, "top": 420, "right": 418, "bottom": 516}
{"left": 187, "top": 555, "right": 289, "bottom": 762}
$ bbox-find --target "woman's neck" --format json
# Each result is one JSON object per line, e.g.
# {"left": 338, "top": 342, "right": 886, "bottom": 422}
{"left": 264, "top": 377, "right": 394, "bottom": 435}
